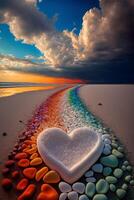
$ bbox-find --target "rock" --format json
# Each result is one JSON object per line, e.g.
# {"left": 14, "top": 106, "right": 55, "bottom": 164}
{"left": 1, "top": 178, "right": 12, "bottom": 190}
{"left": 85, "top": 182, "right": 95, "bottom": 197}
{"left": 72, "top": 182, "right": 85, "bottom": 194}
{"left": 109, "top": 184, "right": 116, "bottom": 192}
{"left": 59, "top": 193, "right": 68, "bottom": 200}
{"left": 113, "top": 168, "right": 123, "bottom": 178}
{"left": 18, "top": 159, "right": 30, "bottom": 168}
{"left": 86, "top": 177, "right": 96, "bottom": 183}
{"left": 5, "top": 160, "right": 15, "bottom": 167}
{"left": 23, "top": 167, "right": 37, "bottom": 179}
{"left": 122, "top": 184, "right": 128, "bottom": 190}
{"left": 30, "top": 157, "right": 42, "bottom": 166}
{"left": 79, "top": 194, "right": 89, "bottom": 200}
{"left": 112, "top": 149, "right": 124, "bottom": 158}
{"left": 125, "top": 175, "right": 132, "bottom": 182}
{"left": 84, "top": 170, "right": 94, "bottom": 177}
{"left": 92, "top": 164, "right": 103, "bottom": 173}
{"left": 96, "top": 179, "right": 109, "bottom": 194}
{"left": 93, "top": 194, "right": 108, "bottom": 200}
{"left": 116, "top": 189, "right": 126, "bottom": 199}
{"left": 15, "top": 153, "right": 28, "bottom": 160}
{"left": 39, "top": 184, "right": 59, "bottom": 200}
{"left": 36, "top": 167, "right": 48, "bottom": 181}
{"left": 59, "top": 182, "right": 72, "bottom": 193}
{"left": 16, "top": 178, "right": 29, "bottom": 191}
{"left": 12, "top": 171, "right": 19, "bottom": 179}
{"left": 105, "top": 176, "right": 117, "bottom": 184}
{"left": 43, "top": 170, "right": 61, "bottom": 183}
{"left": 100, "top": 155, "right": 118, "bottom": 168}
{"left": 18, "top": 184, "right": 36, "bottom": 200}
{"left": 103, "top": 167, "right": 112, "bottom": 176}
{"left": 68, "top": 191, "right": 78, "bottom": 200}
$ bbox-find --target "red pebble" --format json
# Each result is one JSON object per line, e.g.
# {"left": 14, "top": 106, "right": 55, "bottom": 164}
{"left": 2, "top": 168, "right": 10, "bottom": 175}
{"left": 1, "top": 178, "right": 12, "bottom": 190}
{"left": 18, "top": 159, "right": 30, "bottom": 168}
{"left": 12, "top": 171, "right": 19, "bottom": 179}
{"left": 5, "top": 160, "right": 15, "bottom": 167}
{"left": 15, "top": 153, "right": 28, "bottom": 160}
{"left": 23, "top": 168, "right": 37, "bottom": 179}
{"left": 17, "top": 184, "right": 36, "bottom": 200}
{"left": 16, "top": 178, "right": 29, "bottom": 191}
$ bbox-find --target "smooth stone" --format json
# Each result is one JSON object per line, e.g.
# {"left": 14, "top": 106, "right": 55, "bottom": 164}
{"left": 18, "top": 159, "right": 30, "bottom": 168}
{"left": 104, "top": 139, "right": 111, "bottom": 145}
{"left": 16, "top": 178, "right": 29, "bottom": 191}
{"left": 102, "top": 134, "right": 110, "bottom": 140}
{"left": 59, "top": 182, "right": 72, "bottom": 193}
{"left": 121, "top": 165, "right": 126, "bottom": 171}
{"left": 30, "top": 157, "right": 42, "bottom": 166}
{"left": 36, "top": 167, "right": 48, "bottom": 181}
{"left": 130, "top": 180, "right": 134, "bottom": 186}
{"left": 85, "top": 170, "right": 94, "bottom": 177}
{"left": 122, "top": 184, "right": 128, "bottom": 190}
{"left": 79, "top": 194, "right": 89, "bottom": 200}
{"left": 93, "top": 194, "right": 108, "bottom": 200}
{"left": 109, "top": 184, "right": 116, "bottom": 192}
{"left": 116, "top": 189, "right": 126, "bottom": 199}
{"left": 72, "top": 182, "right": 85, "bottom": 194}
{"left": 96, "top": 179, "right": 109, "bottom": 194}
{"left": 112, "top": 149, "right": 124, "bottom": 158}
{"left": 37, "top": 127, "right": 104, "bottom": 183}
{"left": 68, "top": 191, "right": 78, "bottom": 200}
{"left": 125, "top": 175, "right": 132, "bottom": 182}
{"left": 92, "top": 164, "right": 103, "bottom": 173}
{"left": 118, "top": 147, "right": 124, "bottom": 152}
{"left": 104, "top": 144, "right": 111, "bottom": 150}
{"left": 86, "top": 177, "right": 96, "bottom": 183}
{"left": 12, "top": 171, "right": 20, "bottom": 179}
{"left": 103, "top": 147, "right": 111, "bottom": 155}
{"left": 113, "top": 168, "right": 123, "bottom": 178}
{"left": 59, "top": 193, "right": 68, "bottom": 200}
{"left": 105, "top": 176, "right": 117, "bottom": 184}
{"left": 103, "top": 167, "right": 112, "bottom": 176}
{"left": 123, "top": 161, "right": 129, "bottom": 166}
{"left": 126, "top": 165, "right": 132, "bottom": 171}
{"left": 23, "top": 167, "right": 37, "bottom": 179}
{"left": 85, "top": 182, "right": 95, "bottom": 197}
{"left": 5, "top": 160, "right": 15, "bottom": 167}
{"left": 112, "top": 143, "right": 118, "bottom": 148}
{"left": 15, "top": 153, "right": 28, "bottom": 160}
{"left": 100, "top": 155, "right": 118, "bottom": 168}
{"left": 1, "top": 178, "right": 12, "bottom": 190}
{"left": 43, "top": 170, "right": 61, "bottom": 183}
{"left": 40, "top": 184, "right": 59, "bottom": 200}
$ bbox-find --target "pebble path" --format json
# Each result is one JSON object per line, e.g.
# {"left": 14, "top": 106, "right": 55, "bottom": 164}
{"left": 1, "top": 86, "right": 134, "bottom": 200}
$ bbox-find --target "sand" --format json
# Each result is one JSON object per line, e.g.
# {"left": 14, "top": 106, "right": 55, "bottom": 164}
{"left": 79, "top": 85, "right": 134, "bottom": 164}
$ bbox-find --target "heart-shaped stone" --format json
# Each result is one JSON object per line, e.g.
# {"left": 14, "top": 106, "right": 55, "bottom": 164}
{"left": 37, "top": 127, "right": 104, "bottom": 183}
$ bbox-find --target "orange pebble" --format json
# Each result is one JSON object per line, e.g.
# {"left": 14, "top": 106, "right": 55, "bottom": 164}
{"left": 17, "top": 184, "right": 36, "bottom": 200}
{"left": 21, "top": 144, "right": 27, "bottom": 149}
{"left": 30, "top": 153, "right": 38, "bottom": 160}
{"left": 23, "top": 167, "right": 37, "bottom": 179}
{"left": 37, "top": 184, "right": 58, "bottom": 200}
{"left": 18, "top": 159, "right": 30, "bottom": 168}
{"left": 24, "top": 140, "right": 34, "bottom": 145}
{"left": 15, "top": 153, "right": 28, "bottom": 160}
{"left": 30, "top": 157, "right": 42, "bottom": 166}
{"left": 16, "top": 178, "right": 29, "bottom": 191}
{"left": 23, "top": 147, "right": 30, "bottom": 153}
{"left": 43, "top": 170, "right": 60, "bottom": 183}
{"left": 25, "top": 147, "right": 37, "bottom": 154}
{"left": 35, "top": 167, "right": 48, "bottom": 181}
{"left": 31, "top": 136, "right": 36, "bottom": 141}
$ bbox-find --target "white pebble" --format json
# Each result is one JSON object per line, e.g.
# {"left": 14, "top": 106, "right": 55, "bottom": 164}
{"left": 79, "top": 194, "right": 89, "bottom": 200}
{"left": 59, "top": 182, "right": 72, "bottom": 193}
{"left": 59, "top": 193, "right": 68, "bottom": 200}
{"left": 105, "top": 144, "right": 111, "bottom": 150}
{"left": 84, "top": 170, "right": 94, "bottom": 177}
{"left": 72, "top": 182, "right": 85, "bottom": 194}
{"left": 103, "top": 147, "right": 111, "bottom": 155}
{"left": 68, "top": 191, "right": 78, "bottom": 200}
{"left": 86, "top": 177, "right": 96, "bottom": 183}
{"left": 104, "top": 138, "right": 111, "bottom": 144}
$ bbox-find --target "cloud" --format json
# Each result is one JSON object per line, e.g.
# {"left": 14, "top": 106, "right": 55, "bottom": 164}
{"left": 0, "top": 0, "right": 133, "bottom": 69}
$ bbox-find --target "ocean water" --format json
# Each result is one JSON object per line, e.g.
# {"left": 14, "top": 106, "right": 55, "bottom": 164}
{"left": 0, "top": 82, "right": 58, "bottom": 97}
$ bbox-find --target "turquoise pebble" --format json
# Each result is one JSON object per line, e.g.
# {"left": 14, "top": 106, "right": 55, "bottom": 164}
{"left": 103, "top": 167, "right": 112, "bottom": 176}
{"left": 96, "top": 179, "right": 109, "bottom": 194}
{"left": 112, "top": 149, "right": 124, "bottom": 158}
{"left": 122, "top": 184, "right": 128, "bottom": 190}
{"left": 125, "top": 175, "right": 132, "bottom": 182}
{"left": 105, "top": 176, "right": 117, "bottom": 184}
{"left": 100, "top": 155, "right": 119, "bottom": 168}
{"left": 85, "top": 182, "right": 95, "bottom": 197}
{"left": 110, "top": 184, "right": 116, "bottom": 192}
{"left": 93, "top": 194, "right": 108, "bottom": 200}
{"left": 116, "top": 189, "right": 126, "bottom": 199}
{"left": 113, "top": 168, "right": 123, "bottom": 178}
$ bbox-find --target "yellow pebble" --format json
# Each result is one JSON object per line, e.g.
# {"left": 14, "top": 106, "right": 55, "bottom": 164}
{"left": 43, "top": 170, "right": 61, "bottom": 183}
{"left": 30, "top": 153, "right": 38, "bottom": 160}
{"left": 25, "top": 147, "right": 37, "bottom": 154}
{"left": 30, "top": 157, "right": 42, "bottom": 166}
{"left": 35, "top": 167, "right": 48, "bottom": 181}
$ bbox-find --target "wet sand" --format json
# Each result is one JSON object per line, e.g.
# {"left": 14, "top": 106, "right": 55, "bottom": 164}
{"left": 79, "top": 85, "right": 134, "bottom": 164}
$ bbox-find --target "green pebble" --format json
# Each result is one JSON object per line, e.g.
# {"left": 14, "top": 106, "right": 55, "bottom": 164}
{"left": 118, "top": 147, "right": 124, "bottom": 152}
{"left": 125, "top": 175, "right": 132, "bottom": 182}
{"left": 126, "top": 165, "right": 132, "bottom": 171}
{"left": 103, "top": 167, "right": 112, "bottom": 176}
{"left": 110, "top": 184, "right": 116, "bottom": 192}
{"left": 112, "top": 149, "right": 124, "bottom": 158}
{"left": 113, "top": 168, "right": 123, "bottom": 178}
{"left": 121, "top": 165, "right": 126, "bottom": 171}
{"left": 100, "top": 155, "right": 119, "bottom": 168}
{"left": 122, "top": 184, "right": 128, "bottom": 190}
{"left": 123, "top": 161, "right": 129, "bottom": 166}
{"left": 85, "top": 182, "right": 96, "bottom": 197}
{"left": 130, "top": 180, "right": 134, "bottom": 186}
{"left": 93, "top": 194, "right": 108, "bottom": 200}
{"left": 96, "top": 179, "right": 109, "bottom": 194}
{"left": 116, "top": 189, "right": 126, "bottom": 199}
{"left": 112, "top": 143, "right": 118, "bottom": 148}
{"left": 106, "top": 176, "right": 118, "bottom": 184}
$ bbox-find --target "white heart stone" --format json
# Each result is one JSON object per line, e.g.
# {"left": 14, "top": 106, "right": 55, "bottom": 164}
{"left": 37, "top": 127, "right": 104, "bottom": 183}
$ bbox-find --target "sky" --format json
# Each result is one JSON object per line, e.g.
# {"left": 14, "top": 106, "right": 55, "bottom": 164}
{"left": 0, "top": 0, "right": 134, "bottom": 83}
